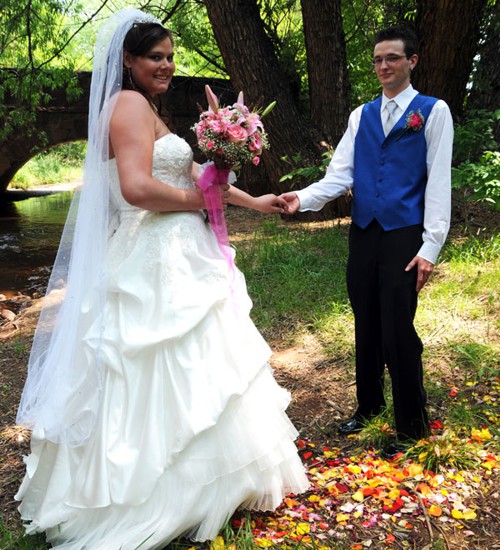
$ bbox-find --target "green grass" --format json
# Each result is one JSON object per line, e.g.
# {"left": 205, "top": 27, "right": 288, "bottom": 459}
{"left": 0, "top": 517, "right": 46, "bottom": 549}
{"left": 5, "top": 338, "right": 29, "bottom": 359}
{"left": 10, "top": 142, "right": 85, "bottom": 190}
{"left": 235, "top": 218, "right": 351, "bottom": 348}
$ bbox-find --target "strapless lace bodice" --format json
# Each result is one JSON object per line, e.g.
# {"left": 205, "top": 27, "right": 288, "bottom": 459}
{"left": 109, "top": 133, "right": 194, "bottom": 213}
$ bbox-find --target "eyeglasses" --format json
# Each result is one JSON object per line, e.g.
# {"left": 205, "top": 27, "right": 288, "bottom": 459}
{"left": 372, "top": 54, "right": 407, "bottom": 66}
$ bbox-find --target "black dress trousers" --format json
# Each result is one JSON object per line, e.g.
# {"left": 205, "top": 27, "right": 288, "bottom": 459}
{"left": 346, "top": 220, "right": 429, "bottom": 440}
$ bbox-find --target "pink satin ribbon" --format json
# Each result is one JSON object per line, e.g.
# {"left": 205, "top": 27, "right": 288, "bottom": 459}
{"left": 196, "top": 163, "right": 235, "bottom": 275}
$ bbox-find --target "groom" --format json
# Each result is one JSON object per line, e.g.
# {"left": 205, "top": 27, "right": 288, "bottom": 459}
{"left": 281, "top": 26, "right": 453, "bottom": 457}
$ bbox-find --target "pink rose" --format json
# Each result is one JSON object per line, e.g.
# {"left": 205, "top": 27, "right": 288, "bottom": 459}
{"left": 408, "top": 113, "right": 423, "bottom": 129}
{"left": 206, "top": 141, "right": 215, "bottom": 149}
{"left": 252, "top": 156, "right": 260, "bottom": 166}
{"left": 226, "top": 124, "right": 248, "bottom": 143}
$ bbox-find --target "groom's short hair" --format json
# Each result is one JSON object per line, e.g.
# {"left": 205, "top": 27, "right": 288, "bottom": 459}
{"left": 374, "top": 26, "right": 418, "bottom": 58}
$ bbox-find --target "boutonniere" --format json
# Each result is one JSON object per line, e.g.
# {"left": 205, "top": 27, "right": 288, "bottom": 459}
{"left": 396, "top": 109, "right": 425, "bottom": 141}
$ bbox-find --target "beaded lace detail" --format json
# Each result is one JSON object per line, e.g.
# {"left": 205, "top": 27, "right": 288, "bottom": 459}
{"left": 106, "top": 133, "right": 224, "bottom": 291}
{"left": 108, "top": 133, "right": 194, "bottom": 214}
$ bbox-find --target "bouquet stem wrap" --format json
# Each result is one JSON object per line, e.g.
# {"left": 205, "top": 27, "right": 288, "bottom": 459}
{"left": 196, "top": 163, "right": 235, "bottom": 274}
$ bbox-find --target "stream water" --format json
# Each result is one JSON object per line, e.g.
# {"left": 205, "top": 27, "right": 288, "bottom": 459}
{"left": 0, "top": 191, "right": 74, "bottom": 297}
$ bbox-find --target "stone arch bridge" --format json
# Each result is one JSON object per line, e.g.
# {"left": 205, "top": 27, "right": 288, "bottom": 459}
{"left": 0, "top": 72, "right": 234, "bottom": 194}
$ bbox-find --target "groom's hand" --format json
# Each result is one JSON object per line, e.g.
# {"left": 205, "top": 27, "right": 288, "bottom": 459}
{"left": 279, "top": 192, "right": 300, "bottom": 214}
{"left": 405, "top": 255, "right": 434, "bottom": 292}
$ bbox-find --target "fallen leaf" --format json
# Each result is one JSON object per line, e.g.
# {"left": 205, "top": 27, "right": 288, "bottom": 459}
{"left": 428, "top": 504, "right": 442, "bottom": 517}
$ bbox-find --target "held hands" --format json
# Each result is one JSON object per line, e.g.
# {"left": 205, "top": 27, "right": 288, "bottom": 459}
{"left": 253, "top": 193, "right": 288, "bottom": 213}
{"left": 279, "top": 192, "right": 300, "bottom": 214}
{"left": 220, "top": 184, "right": 288, "bottom": 214}
{"left": 405, "top": 255, "right": 434, "bottom": 292}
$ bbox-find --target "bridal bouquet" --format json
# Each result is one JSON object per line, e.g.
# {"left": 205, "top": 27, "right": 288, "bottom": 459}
{"left": 193, "top": 85, "right": 274, "bottom": 169}
{"left": 193, "top": 85, "right": 275, "bottom": 276}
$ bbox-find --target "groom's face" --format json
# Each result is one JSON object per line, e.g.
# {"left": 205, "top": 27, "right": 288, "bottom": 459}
{"left": 373, "top": 39, "right": 418, "bottom": 97}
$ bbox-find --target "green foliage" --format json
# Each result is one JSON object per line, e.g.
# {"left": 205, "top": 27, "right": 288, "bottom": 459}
{"left": 279, "top": 150, "right": 333, "bottom": 190}
{"left": 452, "top": 151, "right": 500, "bottom": 211}
{"left": 451, "top": 109, "right": 500, "bottom": 211}
{"left": 11, "top": 142, "right": 86, "bottom": 189}
{"left": 440, "top": 231, "right": 500, "bottom": 263}
{"left": 259, "top": 2, "right": 307, "bottom": 105}
{"left": 162, "top": 1, "right": 223, "bottom": 77}
{"left": 359, "top": 410, "right": 397, "bottom": 450}
{"left": 450, "top": 341, "right": 499, "bottom": 379}
{"left": 0, "top": 0, "right": 90, "bottom": 140}
{"left": 165, "top": 0, "right": 307, "bottom": 95}
{"left": 453, "top": 109, "right": 499, "bottom": 164}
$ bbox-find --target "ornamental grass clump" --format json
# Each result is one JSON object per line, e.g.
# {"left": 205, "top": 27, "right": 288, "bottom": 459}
{"left": 404, "top": 429, "right": 482, "bottom": 472}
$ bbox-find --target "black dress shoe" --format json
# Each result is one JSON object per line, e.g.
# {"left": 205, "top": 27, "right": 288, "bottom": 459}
{"left": 338, "top": 417, "right": 364, "bottom": 436}
{"left": 380, "top": 443, "right": 406, "bottom": 460}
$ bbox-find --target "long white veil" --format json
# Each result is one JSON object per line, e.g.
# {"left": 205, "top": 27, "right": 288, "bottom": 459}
{"left": 16, "top": 8, "right": 160, "bottom": 446}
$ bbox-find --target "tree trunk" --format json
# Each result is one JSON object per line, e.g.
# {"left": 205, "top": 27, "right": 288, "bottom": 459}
{"left": 300, "top": 0, "right": 351, "bottom": 145}
{"left": 413, "top": 0, "right": 487, "bottom": 118}
{"left": 203, "top": 0, "right": 350, "bottom": 219}
{"left": 467, "top": 1, "right": 500, "bottom": 139}
{"left": 203, "top": 0, "right": 319, "bottom": 196}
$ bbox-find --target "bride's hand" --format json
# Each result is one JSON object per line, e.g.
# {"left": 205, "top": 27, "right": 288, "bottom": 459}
{"left": 252, "top": 193, "right": 287, "bottom": 214}
{"left": 220, "top": 184, "right": 231, "bottom": 205}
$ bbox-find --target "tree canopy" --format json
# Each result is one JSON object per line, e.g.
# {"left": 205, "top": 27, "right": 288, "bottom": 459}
{"left": 0, "top": 0, "right": 497, "bottom": 200}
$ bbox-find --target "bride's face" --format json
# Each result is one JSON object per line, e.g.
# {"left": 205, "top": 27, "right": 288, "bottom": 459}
{"left": 124, "top": 37, "right": 175, "bottom": 96}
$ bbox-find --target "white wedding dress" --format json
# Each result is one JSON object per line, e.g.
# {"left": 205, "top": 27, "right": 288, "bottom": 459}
{"left": 16, "top": 134, "right": 309, "bottom": 549}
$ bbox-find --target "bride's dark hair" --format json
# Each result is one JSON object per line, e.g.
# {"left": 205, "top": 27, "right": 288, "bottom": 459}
{"left": 122, "top": 22, "right": 174, "bottom": 121}
{"left": 123, "top": 22, "right": 173, "bottom": 60}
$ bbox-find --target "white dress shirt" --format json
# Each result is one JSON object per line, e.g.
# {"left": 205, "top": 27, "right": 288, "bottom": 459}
{"left": 296, "top": 85, "right": 454, "bottom": 264}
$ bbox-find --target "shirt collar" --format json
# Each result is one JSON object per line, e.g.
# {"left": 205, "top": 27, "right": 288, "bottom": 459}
{"left": 382, "top": 84, "right": 418, "bottom": 112}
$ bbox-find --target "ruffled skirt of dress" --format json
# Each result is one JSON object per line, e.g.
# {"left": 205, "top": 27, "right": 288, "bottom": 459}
{"left": 16, "top": 210, "right": 309, "bottom": 549}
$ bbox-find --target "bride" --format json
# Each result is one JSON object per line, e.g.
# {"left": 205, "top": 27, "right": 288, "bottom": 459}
{"left": 15, "top": 8, "right": 309, "bottom": 550}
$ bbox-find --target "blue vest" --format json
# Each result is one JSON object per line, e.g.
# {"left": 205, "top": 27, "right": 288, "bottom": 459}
{"left": 352, "top": 93, "right": 438, "bottom": 230}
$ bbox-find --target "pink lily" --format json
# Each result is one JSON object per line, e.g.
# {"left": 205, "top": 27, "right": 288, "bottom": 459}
{"left": 245, "top": 112, "right": 264, "bottom": 135}
{"left": 205, "top": 84, "right": 219, "bottom": 113}
{"left": 233, "top": 92, "right": 250, "bottom": 116}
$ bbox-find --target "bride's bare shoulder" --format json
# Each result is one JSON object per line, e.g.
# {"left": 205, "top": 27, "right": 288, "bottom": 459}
{"left": 115, "top": 89, "right": 150, "bottom": 108}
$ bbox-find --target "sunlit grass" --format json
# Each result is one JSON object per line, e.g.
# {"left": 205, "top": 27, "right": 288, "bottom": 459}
{"left": 235, "top": 218, "right": 350, "bottom": 342}
{"left": 10, "top": 143, "right": 85, "bottom": 190}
